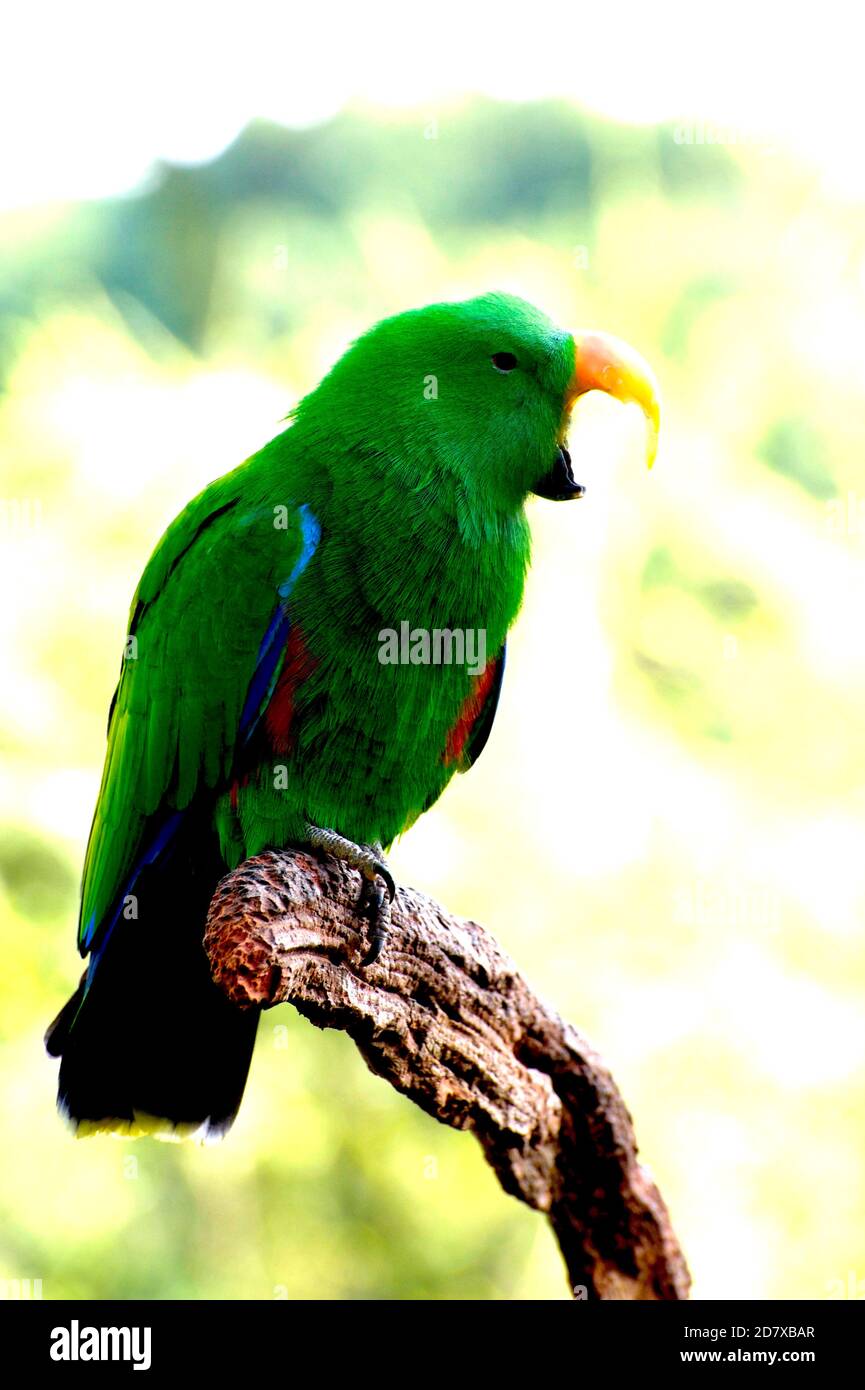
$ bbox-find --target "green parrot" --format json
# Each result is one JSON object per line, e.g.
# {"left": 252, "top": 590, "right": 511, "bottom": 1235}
{"left": 46, "top": 292, "right": 659, "bottom": 1139}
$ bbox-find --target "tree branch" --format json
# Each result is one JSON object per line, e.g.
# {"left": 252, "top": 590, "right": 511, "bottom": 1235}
{"left": 204, "top": 850, "right": 690, "bottom": 1300}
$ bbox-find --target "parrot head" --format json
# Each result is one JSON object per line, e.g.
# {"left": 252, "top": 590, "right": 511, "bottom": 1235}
{"left": 296, "top": 291, "right": 660, "bottom": 513}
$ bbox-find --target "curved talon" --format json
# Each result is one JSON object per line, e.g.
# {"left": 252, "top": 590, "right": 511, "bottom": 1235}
{"left": 361, "top": 882, "right": 390, "bottom": 966}
{"left": 363, "top": 927, "right": 387, "bottom": 967}
{"left": 373, "top": 862, "right": 396, "bottom": 903}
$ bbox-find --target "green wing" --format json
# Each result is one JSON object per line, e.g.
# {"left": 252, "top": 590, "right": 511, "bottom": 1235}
{"left": 79, "top": 475, "right": 306, "bottom": 953}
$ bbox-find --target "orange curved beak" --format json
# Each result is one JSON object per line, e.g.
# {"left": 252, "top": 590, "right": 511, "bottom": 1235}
{"left": 564, "top": 331, "right": 661, "bottom": 469}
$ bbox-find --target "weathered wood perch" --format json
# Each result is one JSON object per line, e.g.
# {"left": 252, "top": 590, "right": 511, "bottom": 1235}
{"left": 204, "top": 849, "right": 690, "bottom": 1300}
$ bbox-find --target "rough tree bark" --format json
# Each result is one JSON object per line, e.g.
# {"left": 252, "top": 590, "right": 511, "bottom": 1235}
{"left": 204, "top": 849, "right": 690, "bottom": 1300}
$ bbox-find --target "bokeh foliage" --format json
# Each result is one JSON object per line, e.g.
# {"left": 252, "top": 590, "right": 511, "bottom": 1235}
{"left": 1, "top": 101, "right": 864, "bottom": 1300}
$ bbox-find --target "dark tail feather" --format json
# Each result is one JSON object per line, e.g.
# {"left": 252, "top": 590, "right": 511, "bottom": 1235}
{"left": 45, "top": 972, "right": 88, "bottom": 1057}
{"left": 47, "top": 818, "right": 259, "bottom": 1140}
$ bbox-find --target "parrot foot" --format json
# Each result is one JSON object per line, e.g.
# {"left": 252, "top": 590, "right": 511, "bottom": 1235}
{"left": 304, "top": 824, "right": 395, "bottom": 964}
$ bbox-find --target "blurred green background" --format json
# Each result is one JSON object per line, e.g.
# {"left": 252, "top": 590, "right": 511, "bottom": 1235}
{"left": 2, "top": 95, "right": 865, "bottom": 1301}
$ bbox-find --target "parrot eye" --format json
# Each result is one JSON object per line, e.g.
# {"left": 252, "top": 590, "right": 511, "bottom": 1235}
{"left": 491, "top": 351, "right": 518, "bottom": 373}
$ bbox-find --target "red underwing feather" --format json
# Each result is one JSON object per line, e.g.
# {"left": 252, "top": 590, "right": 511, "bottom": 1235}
{"left": 263, "top": 625, "right": 317, "bottom": 754}
{"left": 444, "top": 654, "right": 501, "bottom": 767}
